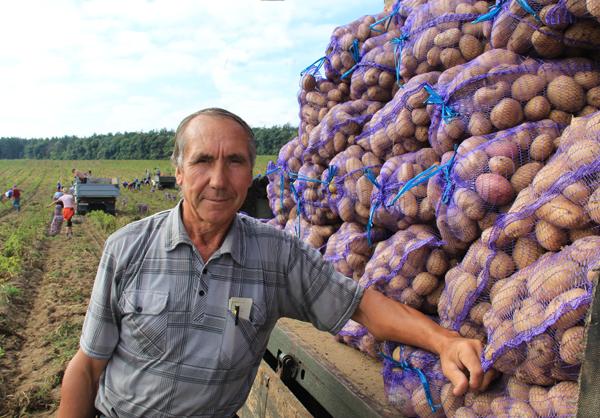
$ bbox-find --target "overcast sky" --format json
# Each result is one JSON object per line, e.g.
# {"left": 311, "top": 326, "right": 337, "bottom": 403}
{"left": 0, "top": 0, "right": 383, "bottom": 138}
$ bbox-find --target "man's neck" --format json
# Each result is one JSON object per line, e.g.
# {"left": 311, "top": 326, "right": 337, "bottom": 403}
{"left": 181, "top": 207, "right": 234, "bottom": 262}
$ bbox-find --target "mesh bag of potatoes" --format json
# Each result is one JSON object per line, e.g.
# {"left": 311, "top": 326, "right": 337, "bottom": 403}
{"left": 428, "top": 49, "right": 600, "bottom": 156}
{"left": 290, "top": 161, "right": 340, "bottom": 226}
{"left": 441, "top": 374, "right": 579, "bottom": 417}
{"left": 565, "top": 0, "right": 600, "bottom": 23}
{"left": 323, "top": 145, "right": 383, "bottom": 224}
{"left": 266, "top": 138, "right": 303, "bottom": 226}
{"left": 347, "top": 30, "right": 402, "bottom": 103}
{"left": 335, "top": 320, "right": 383, "bottom": 359}
{"left": 358, "top": 225, "right": 451, "bottom": 314}
{"left": 323, "top": 221, "right": 390, "bottom": 280}
{"left": 428, "top": 120, "right": 564, "bottom": 251}
{"left": 282, "top": 213, "right": 337, "bottom": 251}
{"left": 489, "top": 0, "right": 600, "bottom": 58}
{"left": 369, "top": 148, "right": 441, "bottom": 234}
{"left": 381, "top": 341, "right": 447, "bottom": 418}
{"left": 395, "top": 0, "right": 492, "bottom": 84}
{"left": 479, "top": 236, "right": 600, "bottom": 386}
{"left": 324, "top": 11, "right": 403, "bottom": 81}
{"left": 301, "top": 99, "right": 382, "bottom": 166}
{"left": 355, "top": 71, "right": 441, "bottom": 160}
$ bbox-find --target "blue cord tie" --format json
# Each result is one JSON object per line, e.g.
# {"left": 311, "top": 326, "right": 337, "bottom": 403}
{"left": 472, "top": 0, "right": 505, "bottom": 23}
{"left": 363, "top": 168, "right": 381, "bottom": 189}
{"left": 341, "top": 40, "right": 362, "bottom": 79}
{"left": 424, "top": 83, "right": 459, "bottom": 124}
{"left": 380, "top": 351, "right": 440, "bottom": 413}
{"left": 300, "top": 56, "right": 329, "bottom": 76}
{"left": 441, "top": 146, "right": 458, "bottom": 205}
{"left": 387, "top": 164, "right": 440, "bottom": 207}
{"left": 391, "top": 34, "right": 409, "bottom": 87}
{"left": 516, "top": 0, "right": 541, "bottom": 21}
{"left": 366, "top": 200, "right": 381, "bottom": 247}
{"left": 290, "top": 182, "right": 302, "bottom": 238}
{"left": 325, "top": 165, "right": 339, "bottom": 185}
{"left": 369, "top": 3, "right": 401, "bottom": 33}
{"left": 266, "top": 162, "right": 286, "bottom": 209}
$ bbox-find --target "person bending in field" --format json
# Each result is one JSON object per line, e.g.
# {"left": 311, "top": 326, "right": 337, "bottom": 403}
{"left": 58, "top": 108, "right": 494, "bottom": 418}
{"left": 49, "top": 200, "right": 64, "bottom": 236}
{"left": 10, "top": 185, "right": 22, "bottom": 212}
{"left": 53, "top": 189, "right": 75, "bottom": 238}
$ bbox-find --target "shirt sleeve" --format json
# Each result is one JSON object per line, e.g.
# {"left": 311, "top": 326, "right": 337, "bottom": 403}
{"left": 277, "top": 236, "right": 364, "bottom": 335}
{"left": 80, "top": 241, "right": 121, "bottom": 359}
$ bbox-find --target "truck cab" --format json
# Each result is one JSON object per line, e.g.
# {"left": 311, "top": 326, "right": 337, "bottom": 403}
{"left": 152, "top": 175, "right": 177, "bottom": 189}
{"left": 74, "top": 177, "right": 120, "bottom": 215}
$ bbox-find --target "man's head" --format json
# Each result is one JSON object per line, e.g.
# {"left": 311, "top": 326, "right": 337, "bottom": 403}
{"left": 171, "top": 108, "right": 256, "bottom": 170}
{"left": 173, "top": 109, "right": 255, "bottom": 230}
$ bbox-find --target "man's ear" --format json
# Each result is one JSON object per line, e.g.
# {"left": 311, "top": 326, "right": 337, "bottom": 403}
{"left": 175, "top": 166, "right": 183, "bottom": 186}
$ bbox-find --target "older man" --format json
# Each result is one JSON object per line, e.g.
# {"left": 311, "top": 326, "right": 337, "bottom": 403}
{"left": 58, "top": 108, "right": 491, "bottom": 418}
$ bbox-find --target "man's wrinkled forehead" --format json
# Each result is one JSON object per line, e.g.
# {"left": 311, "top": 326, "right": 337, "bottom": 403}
{"left": 182, "top": 115, "right": 251, "bottom": 160}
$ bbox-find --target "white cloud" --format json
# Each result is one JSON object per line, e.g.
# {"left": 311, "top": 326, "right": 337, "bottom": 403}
{"left": 0, "top": 0, "right": 382, "bottom": 137}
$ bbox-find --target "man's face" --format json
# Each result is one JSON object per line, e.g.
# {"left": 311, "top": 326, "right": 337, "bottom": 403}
{"left": 176, "top": 115, "right": 253, "bottom": 229}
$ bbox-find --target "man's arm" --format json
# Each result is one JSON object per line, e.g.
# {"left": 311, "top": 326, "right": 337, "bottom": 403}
{"left": 57, "top": 349, "right": 108, "bottom": 418}
{"left": 352, "top": 287, "right": 494, "bottom": 396}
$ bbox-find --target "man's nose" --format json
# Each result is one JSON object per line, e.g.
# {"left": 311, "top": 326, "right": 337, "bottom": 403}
{"left": 209, "top": 161, "right": 227, "bottom": 188}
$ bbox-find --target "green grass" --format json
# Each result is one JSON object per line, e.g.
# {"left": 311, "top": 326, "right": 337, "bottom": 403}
{"left": 254, "top": 155, "right": 276, "bottom": 176}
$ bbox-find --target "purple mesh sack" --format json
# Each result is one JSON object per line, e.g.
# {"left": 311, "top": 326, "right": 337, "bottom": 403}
{"left": 323, "top": 221, "right": 390, "bottom": 280}
{"left": 290, "top": 161, "right": 338, "bottom": 226}
{"left": 381, "top": 341, "right": 446, "bottom": 418}
{"left": 428, "top": 50, "right": 600, "bottom": 156}
{"left": 324, "top": 145, "right": 383, "bottom": 224}
{"left": 324, "top": 11, "right": 403, "bottom": 81}
{"left": 348, "top": 29, "right": 402, "bottom": 103}
{"left": 490, "top": 0, "right": 600, "bottom": 58}
{"left": 396, "top": 0, "right": 491, "bottom": 84}
{"left": 335, "top": 320, "right": 382, "bottom": 359}
{"left": 368, "top": 149, "right": 441, "bottom": 237}
{"left": 429, "top": 120, "right": 563, "bottom": 251}
{"left": 282, "top": 214, "right": 337, "bottom": 251}
{"left": 356, "top": 71, "right": 441, "bottom": 160}
{"left": 564, "top": 0, "right": 600, "bottom": 23}
{"left": 266, "top": 138, "right": 303, "bottom": 226}
{"left": 480, "top": 236, "right": 600, "bottom": 386}
{"left": 358, "top": 225, "right": 452, "bottom": 313}
{"left": 302, "top": 99, "right": 382, "bottom": 166}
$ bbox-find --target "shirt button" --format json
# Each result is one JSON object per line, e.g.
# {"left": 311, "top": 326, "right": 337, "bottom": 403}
{"left": 199, "top": 290, "right": 206, "bottom": 296}
{"left": 136, "top": 306, "right": 143, "bottom": 313}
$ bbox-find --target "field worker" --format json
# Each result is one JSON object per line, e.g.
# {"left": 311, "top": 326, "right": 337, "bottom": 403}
{"left": 57, "top": 180, "right": 62, "bottom": 192}
{"left": 10, "top": 185, "right": 22, "bottom": 212}
{"left": 55, "top": 189, "right": 75, "bottom": 238}
{"left": 58, "top": 108, "right": 492, "bottom": 418}
{"left": 72, "top": 168, "right": 87, "bottom": 183}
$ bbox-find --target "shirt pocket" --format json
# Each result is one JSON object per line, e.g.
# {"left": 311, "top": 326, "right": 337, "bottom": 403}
{"left": 120, "top": 289, "right": 169, "bottom": 359}
{"left": 219, "top": 302, "right": 267, "bottom": 368}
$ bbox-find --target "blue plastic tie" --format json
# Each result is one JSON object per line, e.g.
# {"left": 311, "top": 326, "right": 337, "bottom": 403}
{"left": 391, "top": 34, "right": 409, "bottom": 87}
{"left": 290, "top": 182, "right": 302, "bottom": 238}
{"left": 325, "top": 165, "right": 339, "bottom": 185}
{"left": 363, "top": 168, "right": 381, "bottom": 189}
{"left": 387, "top": 164, "right": 440, "bottom": 207}
{"left": 366, "top": 200, "right": 381, "bottom": 247}
{"left": 369, "top": 3, "right": 401, "bottom": 33}
{"left": 472, "top": 0, "right": 505, "bottom": 23}
{"left": 516, "top": 0, "right": 541, "bottom": 21}
{"left": 380, "top": 351, "right": 440, "bottom": 413}
{"left": 300, "top": 56, "right": 328, "bottom": 76}
{"left": 350, "top": 39, "right": 361, "bottom": 64}
{"left": 423, "top": 83, "right": 459, "bottom": 124}
{"left": 441, "top": 146, "right": 458, "bottom": 205}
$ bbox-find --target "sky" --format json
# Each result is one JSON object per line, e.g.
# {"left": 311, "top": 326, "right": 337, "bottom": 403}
{"left": 0, "top": 0, "right": 384, "bottom": 138}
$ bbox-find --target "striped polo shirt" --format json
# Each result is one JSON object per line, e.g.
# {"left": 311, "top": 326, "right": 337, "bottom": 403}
{"left": 80, "top": 201, "right": 364, "bottom": 417}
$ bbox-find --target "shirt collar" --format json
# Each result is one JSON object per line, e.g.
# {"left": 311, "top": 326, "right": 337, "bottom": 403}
{"left": 165, "top": 200, "right": 245, "bottom": 264}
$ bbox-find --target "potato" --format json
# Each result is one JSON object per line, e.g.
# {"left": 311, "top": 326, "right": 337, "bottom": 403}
{"left": 513, "top": 237, "right": 544, "bottom": 269}
{"left": 545, "top": 287, "right": 590, "bottom": 330}
{"left": 474, "top": 81, "right": 510, "bottom": 107}
{"left": 535, "top": 195, "right": 587, "bottom": 229}
{"left": 548, "top": 381, "right": 579, "bottom": 417}
{"left": 441, "top": 383, "right": 464, "bottom": 417}
{"left": 559, "top": 325, "right": 585, "bottom": 365}
{"left": 524, "top": 96, "right": 552, "bottom": 121}
{"left": 586, "top": 187, "right": 600, "bottom": 223}
{"left": 535, "top": 219, "right": 568, "bottom": 251}
{"left": 475, "top": 173, "right": 514, "bottom": 205}
{"left": 512, "top": 74, "right": 546, "bottom": 102}
{"left": 527, "top": 259, "right": 580, "bottom": 303}
{"left": 453, "top": 188, "right": 486, "bottom": 221}
{"left": 490, "top": 98, "right": 524, "bottom": 130}
{"left": 412, "top": 272, "right": 439, "bottom": 296}
{"left": 547, "top": 75, "right": 586, "bottom": 113}
{"left": 529, "top": 133, "right": 555, "bottom": 161}
{"left": 566, "top": 138, "right": 600, "bottom": 169}
{"left": 510, "top": 162, "right": 543, "bottom": 193}
{"left": 529, "top": 386, "right": 552, "bottom": 416}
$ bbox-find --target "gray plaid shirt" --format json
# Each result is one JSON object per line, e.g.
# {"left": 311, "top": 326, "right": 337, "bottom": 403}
{"left": 81, "top": 201, "right": 364, "bottom": 417}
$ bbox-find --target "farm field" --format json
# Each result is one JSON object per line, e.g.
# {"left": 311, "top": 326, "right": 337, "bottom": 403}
{"left": 0, "top": 157, "right": 274, "bottom": 416}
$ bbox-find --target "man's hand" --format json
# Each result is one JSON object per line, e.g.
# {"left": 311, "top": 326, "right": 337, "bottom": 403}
{"left": 438, "top": 334, "right": 496, "bottom": 396}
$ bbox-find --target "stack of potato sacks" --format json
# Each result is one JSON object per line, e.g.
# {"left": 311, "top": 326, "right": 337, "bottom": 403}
{"left": 267, "top": 0, "right": 600, "bottom": 415}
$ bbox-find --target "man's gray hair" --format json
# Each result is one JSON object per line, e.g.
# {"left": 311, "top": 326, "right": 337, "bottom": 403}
{"left": 171, "top": 108, "right": 256, "bottom": 169}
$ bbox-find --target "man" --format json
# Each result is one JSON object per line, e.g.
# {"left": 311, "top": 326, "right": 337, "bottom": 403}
{"left": 10, "top": 185, "right": 22, "bottom": 212}
{"left": 52, "top": 188, "right": 75, "bottom": 238}
{"left": 58, "top": 108, "right": 491, "bottom": 418}
{"left": 73, "top": 168, "right": 87, "bottom": 183}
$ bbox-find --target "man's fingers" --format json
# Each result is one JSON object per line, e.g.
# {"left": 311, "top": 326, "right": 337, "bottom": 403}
{"left": 445, "top": 362, "right": 469, "bottom": 396}
{"left": 481, "top": 369, "right": 497, "bottom": 391}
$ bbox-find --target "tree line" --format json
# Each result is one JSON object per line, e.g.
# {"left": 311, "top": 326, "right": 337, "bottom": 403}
{"left": 0, "top": 124, "right": 297, "bottom": 159}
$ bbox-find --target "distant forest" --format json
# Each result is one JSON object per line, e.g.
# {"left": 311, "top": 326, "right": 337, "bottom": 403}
{"left": 0, "top": 124, "right": 297, "bottom": 159}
